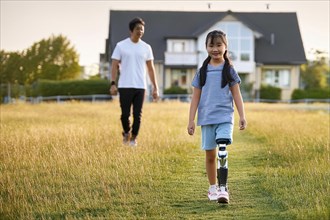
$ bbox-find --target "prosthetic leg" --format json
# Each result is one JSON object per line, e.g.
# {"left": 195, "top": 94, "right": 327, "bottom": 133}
{"left": 216, "top": 138, "right": 230, "bottom": 203}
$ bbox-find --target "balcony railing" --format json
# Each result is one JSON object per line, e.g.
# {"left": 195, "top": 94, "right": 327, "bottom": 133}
{"left": 164, "top": 52, "right": 198, "bottom": 66}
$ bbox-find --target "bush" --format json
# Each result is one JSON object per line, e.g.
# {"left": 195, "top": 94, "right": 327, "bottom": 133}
{"left": 260, "top": 85, "right": 281, "bottom": 100}
{"left": 163, "top": 86, "right": 187, "bottom": 94}
{"left": 1, "top": 83, "right": 27, "bottom": 101}
{"left": 291, "top": 88, "right": 330, "bottom": 99}
{"left": 31, "top": 79, "right": 110, "bottom": 97}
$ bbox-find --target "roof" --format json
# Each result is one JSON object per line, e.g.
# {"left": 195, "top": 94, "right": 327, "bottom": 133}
{"left": 107, "top": 10, "right": 306, "bottom": 65}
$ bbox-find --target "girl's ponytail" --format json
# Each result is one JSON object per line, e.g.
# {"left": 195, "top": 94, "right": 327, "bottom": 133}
{"left": 221, "top": 50, "right": 234, "bottom": 88}
{"left": 199, "top": 56, "right": 211, "bottom": 87}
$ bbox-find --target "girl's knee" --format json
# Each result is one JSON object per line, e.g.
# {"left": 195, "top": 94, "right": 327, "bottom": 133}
{"left": 205, "top": 150, "right": 216, "bottom": 164}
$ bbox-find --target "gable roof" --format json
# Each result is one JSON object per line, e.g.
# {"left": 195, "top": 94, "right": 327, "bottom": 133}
{"left": 108, "top": 10, "right": 306, "bottom": 65}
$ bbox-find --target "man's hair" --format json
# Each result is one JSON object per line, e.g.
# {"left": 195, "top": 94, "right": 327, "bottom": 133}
{"left": 129, "top": 17, "right": 145, "bottom": 32}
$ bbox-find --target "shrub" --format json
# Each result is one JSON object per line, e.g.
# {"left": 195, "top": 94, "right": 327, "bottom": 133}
{"left": 1, "top": 83, "right": 26, "bottom": 102}
{"left": 163, "top": 86, "right": 187, "bottom": 94}
{"left": 291, "top": 88, "right": 330, "bottom": 99}
{"left": 260, "top": 85, "right": 281, "bottom": 100}
{"left": 31, "top": 79, "right": 110, "bottom": 97}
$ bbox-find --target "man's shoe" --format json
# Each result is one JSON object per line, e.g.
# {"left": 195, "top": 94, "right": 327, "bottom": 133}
{"left": 122, "top": 132, "right": 130, "bottom": 145}
{"left": 129, "top": 135, "right": 137, "bottom": 147}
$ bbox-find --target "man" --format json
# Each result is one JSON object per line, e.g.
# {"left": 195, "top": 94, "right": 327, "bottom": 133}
{"left": 110, "top": 17, "right": 159, "bottom": 147}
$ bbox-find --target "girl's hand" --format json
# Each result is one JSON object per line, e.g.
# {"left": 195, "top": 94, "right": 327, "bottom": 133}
{"left": 187, "top": 121, "right": 195, "bottom": 135}
{"left": 239, "top": 118, "right": 247, "bottom": 130}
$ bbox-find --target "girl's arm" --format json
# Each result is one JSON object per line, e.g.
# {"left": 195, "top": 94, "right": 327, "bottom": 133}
{"left": 230, "top": 84, "right": 247, "bottom": 130}
{"left": 188, "top": 87, "right": 201, "bottom": 135}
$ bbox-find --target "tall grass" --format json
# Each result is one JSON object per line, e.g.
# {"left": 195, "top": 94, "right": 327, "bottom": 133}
{"left": 245, "top": 103, "right": 330, "bottom": 219}
{"left": 0, "top": 102, "right": 329, "bottom": 219}
{"left": 0, "top": 102, "right": 198, "bottom": 219}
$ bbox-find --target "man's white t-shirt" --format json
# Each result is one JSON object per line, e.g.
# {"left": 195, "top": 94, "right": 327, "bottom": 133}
{"left": 111, "top": 38, "right": 154, "bottom": 89}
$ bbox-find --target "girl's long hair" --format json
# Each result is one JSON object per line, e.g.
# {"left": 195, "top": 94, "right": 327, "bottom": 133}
{"left": 199, "top": 30, "right": 234, "bottom": 88}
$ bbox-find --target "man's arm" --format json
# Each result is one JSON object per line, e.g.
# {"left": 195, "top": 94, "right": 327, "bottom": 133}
{"left": 146, "top": 60, "right": 159, "bottom": 100}
{"left": 110, "top": 59, "right": 120, "bottom": 95}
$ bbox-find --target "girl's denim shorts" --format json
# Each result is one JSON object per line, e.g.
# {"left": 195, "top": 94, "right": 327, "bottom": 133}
{"left": 201, "top": 123, "right": 233, "bottom": 150}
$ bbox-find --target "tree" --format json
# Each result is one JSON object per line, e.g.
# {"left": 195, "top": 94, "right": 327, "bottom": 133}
{"left": 300, "top": 50, "right": 329, "bottom": 89}
{"left": 0, "top": 50, "right": 26, "bottom": 101}
{"left": 24, "top": 34, "right": 80, "bottom": 83}
{"left": 0, "top": 50, "right": 25, "bottom": 85}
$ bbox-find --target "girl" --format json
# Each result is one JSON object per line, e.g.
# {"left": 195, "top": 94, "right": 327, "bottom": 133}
{"left": 187, "top": 30, "right": 247, "bottom": 203}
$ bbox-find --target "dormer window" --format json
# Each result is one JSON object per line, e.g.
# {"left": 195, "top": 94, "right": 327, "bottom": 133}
{"left": 218, "top": 22, "right": 253, "bottom": 62}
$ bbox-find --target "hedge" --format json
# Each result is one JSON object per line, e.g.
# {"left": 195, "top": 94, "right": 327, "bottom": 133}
{"left": 31, "top": 79, "right": 110, "bottom": 97}
{"left": 260, "top": 85, "right": 281, "bottom": 100}
{"left": 291, "top": 88, "right": 330, "bottom": 99}
{"left": 163, "top": 86, "right": 188, "bottom": 94}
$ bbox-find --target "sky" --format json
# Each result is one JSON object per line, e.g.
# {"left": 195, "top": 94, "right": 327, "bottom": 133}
{"left": 1, "top": 0, "right": 329, "bottom": 71}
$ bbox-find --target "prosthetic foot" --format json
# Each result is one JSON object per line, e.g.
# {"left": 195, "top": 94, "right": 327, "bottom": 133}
{"left": 216, "top": 138, "right": 230, "bottom": 203}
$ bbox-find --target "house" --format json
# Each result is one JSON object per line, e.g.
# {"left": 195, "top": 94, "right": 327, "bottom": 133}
{"left": 102, "top": 10, "right": 306, "bottom": 100}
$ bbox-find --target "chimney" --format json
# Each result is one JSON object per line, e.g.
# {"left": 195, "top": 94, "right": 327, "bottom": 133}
{"left": 270, "top": 33, "right": 275, "bottom": 45}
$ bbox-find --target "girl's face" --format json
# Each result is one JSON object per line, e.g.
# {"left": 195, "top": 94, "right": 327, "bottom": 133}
{"left": 206, "top": 36, "right": 226, "bottom": 63}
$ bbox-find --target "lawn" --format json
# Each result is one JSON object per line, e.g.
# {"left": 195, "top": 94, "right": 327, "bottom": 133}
{"left": 0, "top": 101, "right": 329, "bottom": 219}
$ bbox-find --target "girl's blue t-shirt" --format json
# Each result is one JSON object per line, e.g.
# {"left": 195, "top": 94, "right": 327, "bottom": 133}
{"left": 192, "top": 64, "right": 241, "bottom": 126}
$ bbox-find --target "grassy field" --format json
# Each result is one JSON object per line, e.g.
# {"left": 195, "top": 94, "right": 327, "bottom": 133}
{"left": 0, "top": 101, "right": 329, "bottom": 219}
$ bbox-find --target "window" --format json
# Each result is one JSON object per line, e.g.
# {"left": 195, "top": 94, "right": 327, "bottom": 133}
{"left": 228, "top": 38, "right": 239, "bottom": 51}
{"left": 171, "top": 69, "right": 187, "bottom": 86}
{"left": 279, "top": 70, "right": 290, "bottom": 87}
{"left": 238, "top": 73, "right": 248, "bottom": 84}
{"left": 217, "top": 22, "right": 253, "bottom": 62}
{"left": 173, "top": 41, "right": 185, "bottom": 52}
{"left": 240, "top": 39, "right": 251, "bottom": 51}
{"left": 240, "top": 53, "right": 250, "bottom": 61}
{"left": 262, "top": 69, "right": 290, "bottom": 88}
{"left": 241, "top": 26, "right": 250, "bottom": 36}
{"left": 227, "top": 23, "right": 239, "bottom": 37}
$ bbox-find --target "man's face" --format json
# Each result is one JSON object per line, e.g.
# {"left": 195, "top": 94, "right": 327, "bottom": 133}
{"left": 131, "top": 24, "right": 144, "bottom": 39}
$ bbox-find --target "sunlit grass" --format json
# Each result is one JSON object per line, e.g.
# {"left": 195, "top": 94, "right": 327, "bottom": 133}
{"left": 245, "top": 103, "right": 330, "bottom": 219}
{"left": 0, "top": 102, "right": 197, "bottom": 219}
{"left": 0, "top": 101, "right": 329, "bottom": 219}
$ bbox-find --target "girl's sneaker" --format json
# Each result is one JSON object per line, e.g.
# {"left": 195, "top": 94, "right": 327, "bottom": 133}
{"left": 217, "top": 187, "right": 229, "bottom": 203}
{"left": 208, "top": 186, "right": 220, "bottom": 201}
